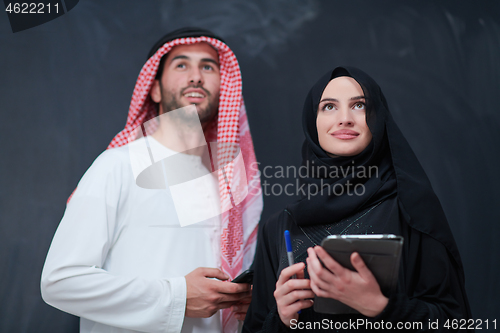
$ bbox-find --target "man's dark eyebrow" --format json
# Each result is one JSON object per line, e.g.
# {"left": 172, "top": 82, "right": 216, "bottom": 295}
{"left": 201, "top": 58, "right": 219, "bottom": 67}
{"left": 169, "top": 55, "right": 219, "bottom": 67}
{"left": 170, "top": 55, "right": 189, "bottom": 63}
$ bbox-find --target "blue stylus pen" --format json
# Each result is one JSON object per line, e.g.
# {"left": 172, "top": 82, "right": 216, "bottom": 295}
{"left": 284, "top": 230, "right": 296, "bottom": 279}
{"left": 284, "top": 230, "right": 301, "bottom": 314}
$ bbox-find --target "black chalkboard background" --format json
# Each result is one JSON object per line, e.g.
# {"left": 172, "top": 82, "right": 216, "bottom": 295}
{"left": 1, "top": 1, "right": 499, "bottom": 331}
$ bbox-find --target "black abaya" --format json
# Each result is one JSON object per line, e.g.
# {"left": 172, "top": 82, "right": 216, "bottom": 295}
{"left": 243, "top": 67, "right": 471, "bottom": 332}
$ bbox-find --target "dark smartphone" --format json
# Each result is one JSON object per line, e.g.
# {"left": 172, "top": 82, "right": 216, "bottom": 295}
{"left": 231, "top": 269, "right": 253, "bottom": 284}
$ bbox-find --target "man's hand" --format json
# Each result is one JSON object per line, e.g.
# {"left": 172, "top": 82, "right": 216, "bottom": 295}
{"left": 274, "top": 262, "right": 315, "bottom": 327}
{"left": 230, "top": 299, "right": 251, "bottom": 321}
{"left": 306, "top": 246, "right": 388, "bottom": 317}
{"left": 185, "top": 267, "right": 252, "bottom": 318}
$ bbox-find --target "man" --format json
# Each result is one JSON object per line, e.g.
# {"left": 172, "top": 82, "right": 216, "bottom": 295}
{"left": 41, "top": 27, "right": 263, "bottom": 333}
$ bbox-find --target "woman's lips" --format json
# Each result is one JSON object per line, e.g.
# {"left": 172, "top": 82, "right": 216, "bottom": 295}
{"left": 331, "top": 130, "right": 359, "bottom": 140}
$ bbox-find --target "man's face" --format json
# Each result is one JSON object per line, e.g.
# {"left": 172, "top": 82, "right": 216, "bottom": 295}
{"left": 150, "top": 43, "right": 220, "bottom": 125}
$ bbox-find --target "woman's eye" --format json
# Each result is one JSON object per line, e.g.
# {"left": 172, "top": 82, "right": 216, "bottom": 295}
{"left": 324, "top": 104, "right": 334, "bottom": 111}
{"left": 354, "top": 102, "right": 365, "bottom": 110}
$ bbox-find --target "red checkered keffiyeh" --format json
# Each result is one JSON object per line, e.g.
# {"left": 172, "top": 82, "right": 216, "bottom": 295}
{"left": 109, "top": 36, "right": 262, "bottom": 332}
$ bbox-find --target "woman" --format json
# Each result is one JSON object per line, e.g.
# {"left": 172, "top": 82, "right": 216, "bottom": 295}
{"left": 243, "top": 67, "right": 472, "bottom": 332}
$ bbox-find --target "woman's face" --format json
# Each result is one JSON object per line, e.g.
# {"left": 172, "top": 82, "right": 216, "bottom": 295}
{"left": 316, "top": 76, "right": 373, "bottom": 157}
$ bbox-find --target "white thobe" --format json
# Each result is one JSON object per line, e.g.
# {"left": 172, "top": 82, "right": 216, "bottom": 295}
{"left": 41, "top": 137, "right": 223, "bottom": 333}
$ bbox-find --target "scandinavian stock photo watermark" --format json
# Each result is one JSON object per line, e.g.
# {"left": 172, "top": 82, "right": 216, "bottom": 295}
{"left": 249, "top": 161, "right": 379, "bottom": 200}
{"left": 126, "top": 105, "right": 379, "bottom": 227}
{"left": 128, "top": 105, "right": 249, "bottom": 228}
{"left": 289, "top": 318, "right": 498, "bottom": 331}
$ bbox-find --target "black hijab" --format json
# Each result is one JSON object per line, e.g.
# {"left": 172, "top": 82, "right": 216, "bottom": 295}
{"left": 287, "top": 66, "right": 464, "bottom": 271}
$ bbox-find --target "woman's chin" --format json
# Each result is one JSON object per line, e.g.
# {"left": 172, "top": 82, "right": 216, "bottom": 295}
{"left": 325, "top": 148, "right": 363, "bottom": 157}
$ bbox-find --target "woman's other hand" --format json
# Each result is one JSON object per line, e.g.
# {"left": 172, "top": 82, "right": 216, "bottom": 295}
{"left": 306, "top": 246, "right": 388, "bottom": 317}
{"left": 274, "top": 262, "right": 315, "bottom": 327}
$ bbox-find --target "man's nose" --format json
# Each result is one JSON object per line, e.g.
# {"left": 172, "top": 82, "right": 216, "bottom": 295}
{"left": 188, "top": 67, "right": 203, "bottom": 85}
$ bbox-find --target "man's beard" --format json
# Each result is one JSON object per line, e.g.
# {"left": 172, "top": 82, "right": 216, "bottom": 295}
{"left": 160, "top": 88, "right": 218, "bottom": 126}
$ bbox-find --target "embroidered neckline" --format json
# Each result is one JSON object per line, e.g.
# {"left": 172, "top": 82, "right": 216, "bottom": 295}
{"left": 297, "top": 200, "right": 384, "bottom": 247}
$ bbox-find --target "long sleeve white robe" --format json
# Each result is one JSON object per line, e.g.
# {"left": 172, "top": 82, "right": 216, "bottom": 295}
{"left": 41, "top": 137, "right": 223, "bottom": 333}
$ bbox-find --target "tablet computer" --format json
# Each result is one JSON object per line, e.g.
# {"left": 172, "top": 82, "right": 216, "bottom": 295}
{"left": 313, "top": 234, "right": 403, "bottom": 315}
